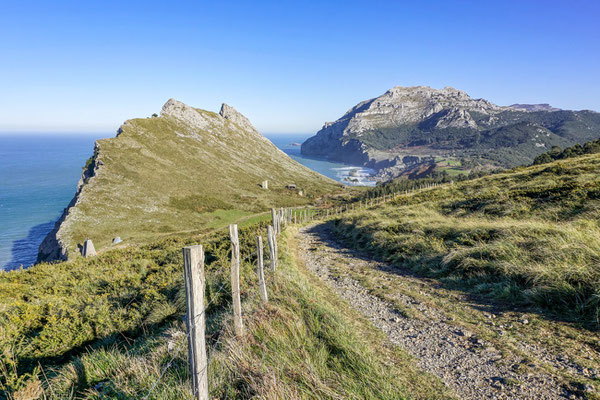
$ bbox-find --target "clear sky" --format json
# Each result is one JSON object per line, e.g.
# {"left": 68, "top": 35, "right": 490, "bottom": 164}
{"left": 1, "top": 0, "right": 599, "bottom": 134}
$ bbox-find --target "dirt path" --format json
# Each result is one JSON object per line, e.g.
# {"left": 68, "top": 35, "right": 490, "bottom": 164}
{"left": 296, "top": 222, "right": 573, "bottom": 400}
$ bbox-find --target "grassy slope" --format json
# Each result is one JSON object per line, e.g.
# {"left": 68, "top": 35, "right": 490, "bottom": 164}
{"left": 1, "top": 221, "right": 451, "bottom": 399}
{"left": 332, "top": 153, "right": 600, "bottom": 327}
{"left": 55, "top": 105, "right": 340, "bottom": 257}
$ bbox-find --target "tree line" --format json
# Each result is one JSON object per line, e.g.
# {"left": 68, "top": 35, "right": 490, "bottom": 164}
{"left": 533, "top": 139, "right": 600, "bottom": 165}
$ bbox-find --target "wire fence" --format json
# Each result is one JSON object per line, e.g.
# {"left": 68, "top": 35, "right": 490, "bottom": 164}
{"left": 142, "top": 279, "right": 231, "bottom": 400}
{"left": 142, "top": 181, "right": 447, "bottom": 399}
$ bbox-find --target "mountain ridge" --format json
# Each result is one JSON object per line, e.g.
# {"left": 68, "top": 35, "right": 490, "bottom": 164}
{"left": 301, "top": 86, "right": 600, "bottom": 173}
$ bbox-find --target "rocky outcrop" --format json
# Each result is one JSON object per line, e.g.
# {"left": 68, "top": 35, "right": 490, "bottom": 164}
{"left": 161, "top": 98, "right": 216, "bottom": 131}
{"left": 434, "top": 107, "right": 477, "bottom": 129}
{"left": 219, "top": 103, "right": 258, "bottom": 134}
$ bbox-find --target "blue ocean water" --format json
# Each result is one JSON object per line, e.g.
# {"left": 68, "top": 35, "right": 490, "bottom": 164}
{"left": 0, "top": 133, "right": 373, "bottom": 270}
{"left": 265, "top": 134, "right": 376, "bottom": 186}
{"left": 0, "top": 134, "right": 99, "bottom": 270}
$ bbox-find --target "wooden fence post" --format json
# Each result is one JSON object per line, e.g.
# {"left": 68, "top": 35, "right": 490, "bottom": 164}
{"left": 276, "top": 209, "right": 281, "bottom": 234}
{"left": 267, "top": 225, "right": 277, "bottom": 271}
{"left": 229, "top": 224, "right": 243, "bottom": 336}
{"left": 182, "top": 245, "right": 209, "bottom": 400}
{"left": 271, "top": 208, "right": 277, "bottom": 234}
{"left": 256, "top": 236, "right": 268, "bottom": 303}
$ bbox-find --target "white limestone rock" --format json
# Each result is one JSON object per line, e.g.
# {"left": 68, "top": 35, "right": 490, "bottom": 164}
{"left": 219, "top": 103, "right": 259, "bottom": 134}
{"left": 161, "top": 98, "right": 216, "bottom": 130}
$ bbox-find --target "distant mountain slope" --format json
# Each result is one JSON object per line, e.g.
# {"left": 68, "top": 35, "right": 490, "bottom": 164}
{"left": 301, "top": 86, "right": 600, "bottom": 171}
{"left": 39, "top": 99, "right": 339, "bottom": 261}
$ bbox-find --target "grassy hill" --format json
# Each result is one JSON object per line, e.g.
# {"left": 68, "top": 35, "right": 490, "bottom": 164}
{"left": 39, "top": 100, "right": 340, "bottom": 261}
{"left": 332, "top": 153, "right": 600, "bottom": 327}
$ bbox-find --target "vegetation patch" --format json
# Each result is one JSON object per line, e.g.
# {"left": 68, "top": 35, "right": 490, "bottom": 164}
{"left": 169, "top": 194, "right": 233, "bottom": 213}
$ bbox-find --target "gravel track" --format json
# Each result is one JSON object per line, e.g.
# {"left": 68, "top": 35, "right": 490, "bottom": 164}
{"left": 297, "top": 223, "right": 573, "bottom": 400}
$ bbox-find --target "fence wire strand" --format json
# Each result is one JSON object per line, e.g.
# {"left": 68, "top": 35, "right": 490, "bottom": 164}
{"left": 142, "top": 278, "right": 230, "bottom": 400}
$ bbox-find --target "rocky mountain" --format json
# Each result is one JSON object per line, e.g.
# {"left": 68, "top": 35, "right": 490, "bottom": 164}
{"left": 301, "top": 86, "right": 600, "bottom": 171}
{"left": 39, "top": 99, "right": 339, "bottom": 262}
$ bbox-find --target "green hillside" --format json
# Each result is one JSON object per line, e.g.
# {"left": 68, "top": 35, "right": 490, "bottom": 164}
{"left": 38, "top": 100, "right": 340, "bottom": 261}
{"left": 333, "top": 153, "right": 600, "bottom": 326}
{"left": 5, "top": 138, "right": 600, "bottom": 398}
{"left": 0, "top": 219, "right": 451, "bottom": 399}
{"left": 359, "top": 110, "right": 600, "bottom": 167}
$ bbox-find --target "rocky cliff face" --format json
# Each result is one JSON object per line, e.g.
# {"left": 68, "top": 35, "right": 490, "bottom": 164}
{"left": 38, "top": 144, "right": 102, "bottom": 262}
{"left": 302, "top": 86, "right": 600, "bottom": 169}
{"left": 38, "top": 99, "right": 338, "bottom": 262}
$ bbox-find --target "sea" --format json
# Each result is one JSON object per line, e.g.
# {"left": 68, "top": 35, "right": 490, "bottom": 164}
{"left": 0, "top": 133, "right": 375, "bottom": 270}
{"left": 265, "top": 134, "right": 376, "bottom": 187}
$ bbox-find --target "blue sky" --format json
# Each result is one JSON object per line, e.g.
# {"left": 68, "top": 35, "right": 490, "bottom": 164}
{"left": 1, "top": 0, "right": 598, "bottom": 134}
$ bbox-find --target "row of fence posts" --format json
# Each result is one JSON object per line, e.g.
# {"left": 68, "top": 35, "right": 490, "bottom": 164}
{"left": 181, "top": 207, "right": 289, "bottom": 399}
{"left": 282, "top": 181, "right": 445, "bottom": 223}
{"left": 178, "top": 181, "right": 445, "bottom": 399}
